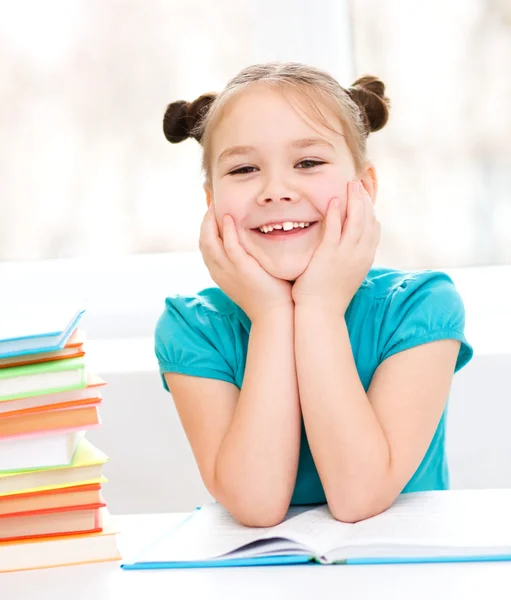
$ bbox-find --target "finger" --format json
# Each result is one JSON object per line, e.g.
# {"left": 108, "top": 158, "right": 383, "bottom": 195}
{"left": 372, "top": 219, "right": 382, "bottom": 253}
{"left": 199, "top": 203, "right": 216, "bottom": 236}
{"left": 358, "top": 185, "right": 381, "bottom": 260}
{"left": 199, "top": 205, "right": 230, "bottom": 267}
{"left": 199, "top": 204, "right": 220, "bottom": 250}
{"left": 222, "top": 215, "right": 246, "bottom": 266}
{"left": 341, "top": 181, "right": 365, "bottom": 247}
{"left": 359, "top": 184, "right": 379, "bottom": 247}
{"left": 321, "top": 197, "right": 342, "bottom": 247}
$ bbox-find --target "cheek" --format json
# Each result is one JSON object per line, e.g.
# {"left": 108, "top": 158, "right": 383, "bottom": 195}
{"left": 308, "top": 174, "right": 350, "bottom": 220}
{"left": 212, "top": 187, "right": 247, "bottom": 229}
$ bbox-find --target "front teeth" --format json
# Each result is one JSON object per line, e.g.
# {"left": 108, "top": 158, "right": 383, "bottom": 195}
{"left": 259, "top": 221, "right": 311, "bottom": 233}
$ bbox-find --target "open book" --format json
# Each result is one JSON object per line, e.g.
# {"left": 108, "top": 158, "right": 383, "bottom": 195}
{"left": 0, "top": 306, "right": 85, "bottom": 359}
{"left": 121, "top": 489, "right": 511, "bottom": 568}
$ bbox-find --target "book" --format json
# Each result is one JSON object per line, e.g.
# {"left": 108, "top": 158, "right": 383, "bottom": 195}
{"left": 0, "top": 504, "right": 105, "bottom": 542}
{"left": 0, "top": 437, "right": 108, "bottom": 496}
{"left": 121, "top": 489, "right": 511, "bottom": 569}
{"left": 0, "top": 483, "right": 103, "bottom": 516}
{"left": 0, "top": 328, "right": 85, "bottom": 369}
{"left": 0, "top": 404, "right": 101, "bottom": 437}
{"left": 0, "top": 306, "right": 85, "bottom": 359}
{"left": 0, "top": 357, "right": 87, "bottom": 402}
{"left": 0, "top": 428, "right": 85, "bottom": 472}
{"left": 0, "top": 374, "right": 105, "bottom": 416}
{"left": 0, "top": 508, "right": 120, "bottom": 573}
{"left": 0, "top": 397, "right": 102, "bottom": 420}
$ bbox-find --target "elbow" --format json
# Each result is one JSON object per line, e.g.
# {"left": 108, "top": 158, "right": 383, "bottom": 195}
{"left": 226, "top": 493, "right": 288, "bottom": 527}
{"left": 329, "top": 504, "right": 381, "bottom": 524}
{"left": 211, "top": 473, "right": 289, "bottom": 528}
{"left": 325, "top": 463, "right": 398, "bottom": 523}
{"left": 328, "top": 492, "right": 396, "bottom": 524}
{"left": 233, "top": 507, "right": 287, "bottom": 528}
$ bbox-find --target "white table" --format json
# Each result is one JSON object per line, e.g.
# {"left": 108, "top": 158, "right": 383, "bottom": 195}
{"left": 3, "top": 513, "right": 511, "bottom": 600}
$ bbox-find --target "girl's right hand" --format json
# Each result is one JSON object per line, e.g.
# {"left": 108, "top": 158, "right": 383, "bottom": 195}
{"left": 199, "top": 204, "right": 293, "bottom": 323}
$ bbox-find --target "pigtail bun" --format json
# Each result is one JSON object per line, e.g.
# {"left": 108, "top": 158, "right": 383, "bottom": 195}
{"left": 163, "top": 93, "right": 217, "bottom": 144}
{"left": 347, "top": 76, "right": 391, "bottom": 134}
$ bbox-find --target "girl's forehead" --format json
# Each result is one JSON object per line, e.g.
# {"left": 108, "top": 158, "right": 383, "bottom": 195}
{"left": 214, "top": 83, "right": 344, "bottom": 144}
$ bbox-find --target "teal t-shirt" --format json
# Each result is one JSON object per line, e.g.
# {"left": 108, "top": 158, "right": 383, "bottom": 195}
{"left": 154, "top": 267, "right": 473, "bottom": 504}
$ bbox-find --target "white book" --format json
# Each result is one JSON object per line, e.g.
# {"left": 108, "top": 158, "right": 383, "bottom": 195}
{"left": 0, "top": 357, "right": 87, "bottom": 402}
{"left": 0, "top": 437, "right": 108, "bottom": 496}
{"left": 121, "top": 489, "right": 511, "bottom": 568}
{"left": 0, "top": 374, "right": 105, "bottom": 415}
{"left": 0, "top": 429, "right": 85, "bottom": 472}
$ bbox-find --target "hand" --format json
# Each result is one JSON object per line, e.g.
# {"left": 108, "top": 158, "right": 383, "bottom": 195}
{"left": 292, "top": 181, "right": 381, "bottom": 315}
{"left": 199, "top": 204, "right": 293, "bottom": 323}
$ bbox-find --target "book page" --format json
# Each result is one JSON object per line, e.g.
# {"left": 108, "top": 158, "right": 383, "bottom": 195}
{"left": 133, "top": 503, "right": 314, "bottom": 563}
{"left": 346, "top": 489, "right": 511, "bottom": 550}
{"left": 274, "top": 504, "right": 354, "bottom": 556}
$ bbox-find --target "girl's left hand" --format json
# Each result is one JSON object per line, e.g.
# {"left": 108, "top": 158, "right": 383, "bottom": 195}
{"left": 292, "top": 180, "right": 381, "bottom": 315}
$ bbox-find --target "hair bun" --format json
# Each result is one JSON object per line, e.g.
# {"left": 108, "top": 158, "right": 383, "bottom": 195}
{"left": 163, "top": 93, "right": 217, "bottom": 144}
{"left": 163, "top": 100, "right": 189, "bottom": 143}
{"left": 347, "top": 76, "right": 391, "bottom": 134}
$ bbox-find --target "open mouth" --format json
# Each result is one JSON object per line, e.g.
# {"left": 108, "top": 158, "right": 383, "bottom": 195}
{"left": 251, "top": 221, "right": 318, "bottom": 238}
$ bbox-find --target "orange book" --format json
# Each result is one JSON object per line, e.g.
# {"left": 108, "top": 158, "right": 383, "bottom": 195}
{"left": 0, "top": 508, "right": 120, "bottom": 572}
{"left": 0, "top": 483, "right": 103, "bottom": 517}
{"left": 0, "top": 405, "right": 101, "bottom": 438}
{"left": 1, "top": 396, "right": 102, "bottom": 419}
{"left": 0, "top": 374, "right": 105, "bottom": 417}
{"left": 0, "top": 504, "right": 105, "bottom": 542}
{"left": 0, "top": 329, "right": 85, "bottom": 369}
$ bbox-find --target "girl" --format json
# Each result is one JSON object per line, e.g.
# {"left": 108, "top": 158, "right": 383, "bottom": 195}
{"left": 155, "top": 62, "right": 473, "bottom": 527}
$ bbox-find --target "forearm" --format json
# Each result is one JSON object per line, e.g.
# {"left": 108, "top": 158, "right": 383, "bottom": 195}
{"left": 215, "top": 306, "right": 301, "bottom": 526}
{"left": 295, "top": 305, "right": 390, "bottom": 522}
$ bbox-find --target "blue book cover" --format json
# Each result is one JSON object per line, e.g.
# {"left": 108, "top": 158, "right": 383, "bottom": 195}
{"left": 0, "top": 306, "right": 85, "bottom": 359}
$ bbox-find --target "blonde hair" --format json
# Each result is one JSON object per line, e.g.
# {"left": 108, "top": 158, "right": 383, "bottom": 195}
{"left": 163, "top": 62, "right": 391, "bottom": 186}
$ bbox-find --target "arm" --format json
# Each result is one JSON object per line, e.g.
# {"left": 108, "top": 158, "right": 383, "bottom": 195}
{"left": 294, "top": 305, "right": 460, "bottom": 523}
{"left": 165, "top": 305, "right": 300, "bottom": 527}
{"left": 215, "top": 305, "right": 301, "bottom": 524}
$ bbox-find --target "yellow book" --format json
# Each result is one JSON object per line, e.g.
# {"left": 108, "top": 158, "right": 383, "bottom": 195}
{"left": 0, "top": 438, "right": 108, "bottom": 497}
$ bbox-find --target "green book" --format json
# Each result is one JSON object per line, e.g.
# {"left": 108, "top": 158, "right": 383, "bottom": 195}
{"left": 0, "top": 357, "right": 87, "bottom": 402}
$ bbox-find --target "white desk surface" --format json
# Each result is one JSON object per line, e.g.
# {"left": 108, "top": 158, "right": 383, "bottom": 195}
{"left": 3, "top": 512, "right": 511, "bottom": 600}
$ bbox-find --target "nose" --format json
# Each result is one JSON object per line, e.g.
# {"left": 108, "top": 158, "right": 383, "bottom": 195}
{"left": 256, "top": 174, "right": 299, "bottom": 206}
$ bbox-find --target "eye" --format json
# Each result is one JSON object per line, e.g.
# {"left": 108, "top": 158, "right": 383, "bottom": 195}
{"left": 228, "top": 165, "right": 258, "bottom": 176}
{"left": 295, "top": 159, "right": 326, "bottom": 169}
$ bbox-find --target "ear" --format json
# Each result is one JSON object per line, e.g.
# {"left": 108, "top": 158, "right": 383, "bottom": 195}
{"left": 204, "top": 185, "right": 213, "bottom": 208}
{"left": 358, "top": 164, "right": 378, "bottom": 206}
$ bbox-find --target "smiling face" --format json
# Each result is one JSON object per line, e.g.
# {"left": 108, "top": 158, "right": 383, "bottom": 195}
{"left": 206, "top": 83, "right": 372, "bottom": 281}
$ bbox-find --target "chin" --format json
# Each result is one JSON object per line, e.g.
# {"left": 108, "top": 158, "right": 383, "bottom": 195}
{"left": 261, "top": 256, "right": 309, "bottom": 282}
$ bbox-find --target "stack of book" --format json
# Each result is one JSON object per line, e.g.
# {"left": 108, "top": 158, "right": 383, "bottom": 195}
{"left": 0, "top": 306, "right": 120, "bottom": 572}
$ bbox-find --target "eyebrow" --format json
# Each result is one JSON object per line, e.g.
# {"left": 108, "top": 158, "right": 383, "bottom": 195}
{"left": 216, "top": 137, "right": 336, "bottom": 166}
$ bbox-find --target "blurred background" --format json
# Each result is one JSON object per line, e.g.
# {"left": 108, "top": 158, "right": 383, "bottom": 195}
{"left": 1, "top": 0, "right": 510, "bottom": 514}
{"left": 1, "top": 0, "right": 509, "bottom": 268}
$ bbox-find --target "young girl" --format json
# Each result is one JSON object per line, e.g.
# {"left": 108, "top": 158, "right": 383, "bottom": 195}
{"left": 155, "top": 62, "right": 473, "bottom": 527}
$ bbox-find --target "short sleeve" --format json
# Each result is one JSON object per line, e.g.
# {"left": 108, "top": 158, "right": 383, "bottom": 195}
{"left": 154, "top": 295, "right": 237, "bottom": 391}
{"left": 378, "top": 271, "right": 473, "bottom": 373}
